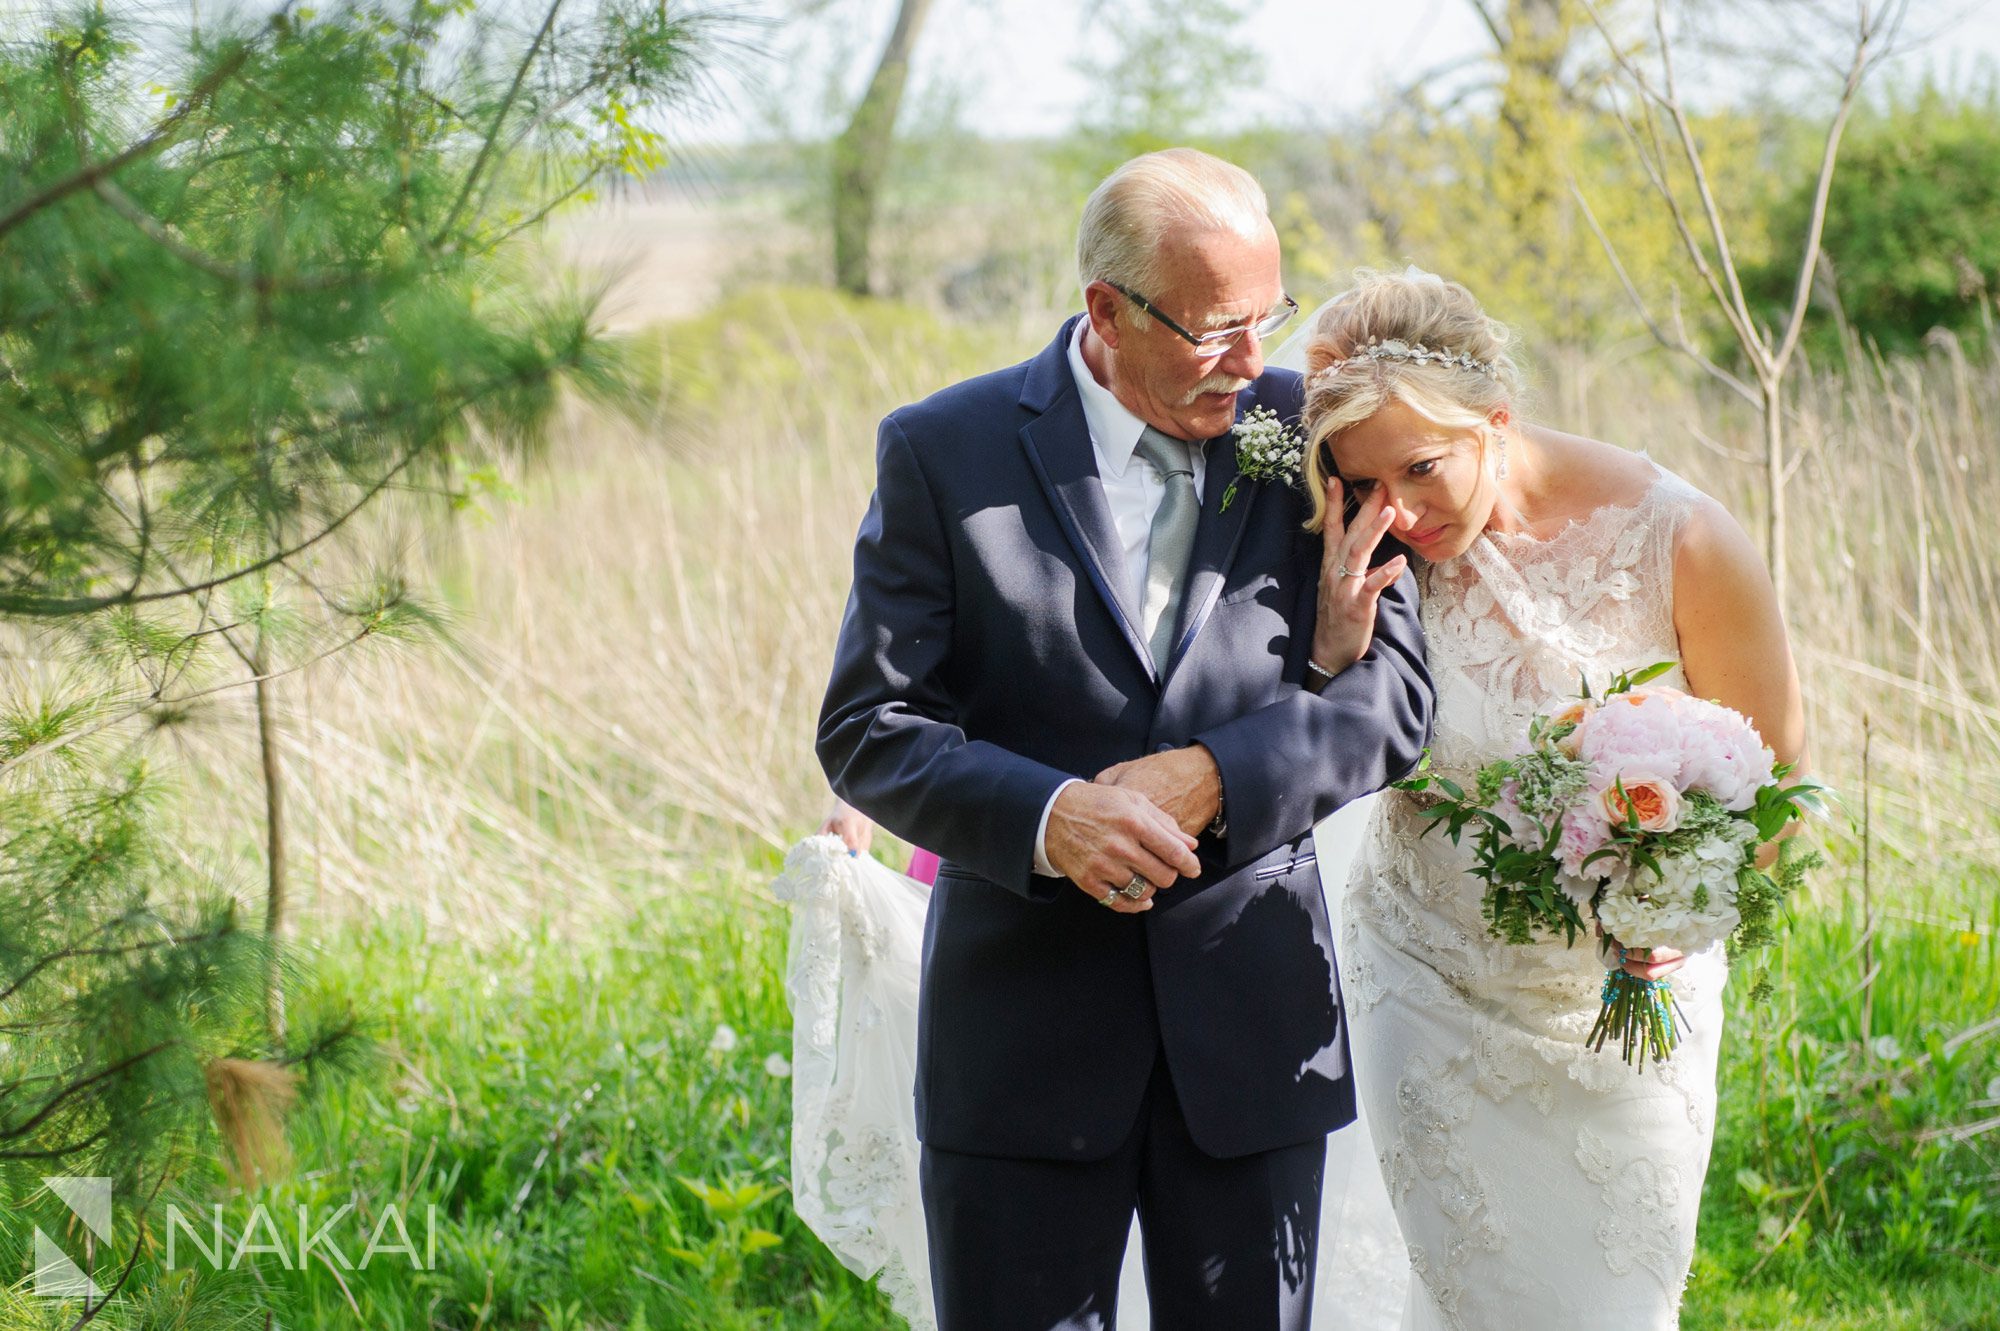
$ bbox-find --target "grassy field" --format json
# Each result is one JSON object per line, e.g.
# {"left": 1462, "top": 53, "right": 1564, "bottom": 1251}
{"left": 10, "top": 875, "right": 1988, "bottom": 1328}
{"left": 9, "top": 285, "right": 1996, "bottom": 1329}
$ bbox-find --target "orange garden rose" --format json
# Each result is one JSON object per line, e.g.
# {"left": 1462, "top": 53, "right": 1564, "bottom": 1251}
{"left": 1601, "top": 776, "right": 1682, "bottom": 832}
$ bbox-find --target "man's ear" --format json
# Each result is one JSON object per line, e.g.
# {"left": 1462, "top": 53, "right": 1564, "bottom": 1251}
{"left": 1083, "top": 281, "right": 1123, "bottom": 350}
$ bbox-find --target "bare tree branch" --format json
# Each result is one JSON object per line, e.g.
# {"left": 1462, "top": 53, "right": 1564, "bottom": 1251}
{"left": 1648, "top": 0, "right": 1762, "bottom": 362}
{"left": 1770, "top": 1, "right": 1903, "bottom": 374}
{"left": 1465, "top": 0, "right": 1510, "bottom": 52}
{"left": 1567, "top": 175, "right": 1760, "bottom": 404}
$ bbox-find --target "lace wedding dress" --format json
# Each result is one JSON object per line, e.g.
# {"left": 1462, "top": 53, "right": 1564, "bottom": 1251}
{"left": 1341, "top": 460, "right": 1727, "bottom": 1330}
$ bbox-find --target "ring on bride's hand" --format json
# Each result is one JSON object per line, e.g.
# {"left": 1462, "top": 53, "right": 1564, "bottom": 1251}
{"left": 1120, "top": 875, "right": 1150, "bottom": 899}
{"left": 1336, "top": 563, "right": 1366, "bottom": 579}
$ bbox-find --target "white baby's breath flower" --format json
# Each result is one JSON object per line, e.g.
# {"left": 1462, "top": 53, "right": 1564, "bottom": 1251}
{"left": 1222, "top": 406, "right": 1307, "bottom": 512}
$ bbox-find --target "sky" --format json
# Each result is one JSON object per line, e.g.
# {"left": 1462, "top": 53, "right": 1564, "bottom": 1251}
{"left": 687, "top": 0, "right": 2000, "bottom": 145}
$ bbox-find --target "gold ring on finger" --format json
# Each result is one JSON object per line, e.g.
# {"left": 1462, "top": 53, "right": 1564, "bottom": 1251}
{"left": 1120, "top": 875, "right": 1150, "bottom": 900}
{"left": 1100, "top": 890, "right": 1122, "bottom": 908}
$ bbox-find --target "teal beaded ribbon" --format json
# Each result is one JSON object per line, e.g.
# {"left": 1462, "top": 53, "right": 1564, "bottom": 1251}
{"left": 1588, "top": 969, "right": 1689, "bottom": 1069}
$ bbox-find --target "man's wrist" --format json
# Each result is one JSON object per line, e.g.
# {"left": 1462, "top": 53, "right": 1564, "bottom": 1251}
{"left": 1032, "top": 778, "right": 1082, "bottom": 876}
{"left": 1197, "top": 744, "right": 1226, "bottom": 837}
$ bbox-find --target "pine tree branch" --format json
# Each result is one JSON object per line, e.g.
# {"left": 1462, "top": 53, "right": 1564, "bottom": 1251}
{"left": 0, "top": 446, "right": 420, "bottom": 617}
{"left": 0, "top": 921, "right": 239, "bottom": 1005}
{"left": 65, "top": 1162, "right": 173, "bottom": 1329}
{"left": 2, "top": 343, "right": 588, "bottom": 619}
{"left": 0, "top": 617, "right": 383, "bottom": 778}
{"left": 91, "top": 177, "right": 363, "bottom": 293}
{"left": 435, "top": 0, "right": 566, "bottom": 245}
{"left": 0, "top": 29, "right": 266, "bottom": 242}
{"left": 0, "top": 1126, "right": 112, "bottom": 1161}
{"left": 0, "top": 1042, "right": 176, "bottom": 1144}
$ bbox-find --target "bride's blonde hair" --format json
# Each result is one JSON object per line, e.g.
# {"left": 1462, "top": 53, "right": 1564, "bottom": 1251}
{"left": 1299, "top": 270, "right": 1525, "bottom": 532}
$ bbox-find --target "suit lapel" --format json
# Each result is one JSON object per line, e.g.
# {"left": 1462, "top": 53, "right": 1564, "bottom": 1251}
{"left": 1163, "top": 423, "right": 1257, "bottom": 679}
{"left": 1018, "top": 390, "right": 1156, "bottom": 681}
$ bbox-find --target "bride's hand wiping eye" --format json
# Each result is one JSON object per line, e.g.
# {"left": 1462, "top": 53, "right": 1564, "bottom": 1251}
{"left": 1310, "top": 477, "right": 1408, "bottom": 680}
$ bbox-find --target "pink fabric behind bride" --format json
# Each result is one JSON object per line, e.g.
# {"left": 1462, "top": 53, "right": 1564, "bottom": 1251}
{"left": 906, "top": 847, "right": 940, "bottom": 886}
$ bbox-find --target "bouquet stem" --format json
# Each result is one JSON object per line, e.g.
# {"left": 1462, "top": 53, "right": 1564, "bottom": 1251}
{"left": 1588, "top": 970, "right": 1687, "bottom": 1069}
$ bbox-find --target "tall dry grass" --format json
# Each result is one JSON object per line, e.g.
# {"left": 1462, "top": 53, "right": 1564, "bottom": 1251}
{"left": 1624, "top": 327, "right": 2000, "bottom": 902}
{"left": 124, "top": 284, "right": 1998, "bottom": 939}
{"left": 142, "top": 287, "right": 1020, "bottom": 935}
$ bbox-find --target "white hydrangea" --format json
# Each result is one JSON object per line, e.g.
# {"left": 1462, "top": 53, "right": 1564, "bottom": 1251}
{"left": 1595, "top": 824, "right": 1753, "bottom": 953}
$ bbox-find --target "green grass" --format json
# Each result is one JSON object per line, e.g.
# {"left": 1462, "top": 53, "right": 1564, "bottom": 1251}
{"left": 1684, "top": 887, "right": 2000, "bottom": 1331}
{"left": 7, "top": 850, "right": 1992, "bottom": 1329}
{"left": 2, "top": 854, "right": 898, "bottom": 1330}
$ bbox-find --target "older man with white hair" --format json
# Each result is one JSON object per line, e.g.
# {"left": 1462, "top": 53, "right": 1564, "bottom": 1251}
{"left": 818, "top": 148, "right": 1433, "bottom": 1330}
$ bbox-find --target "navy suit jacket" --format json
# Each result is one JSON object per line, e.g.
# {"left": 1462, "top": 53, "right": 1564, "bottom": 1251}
{"left": 817, "top": 316, "right": 1435, "bottom": 1162}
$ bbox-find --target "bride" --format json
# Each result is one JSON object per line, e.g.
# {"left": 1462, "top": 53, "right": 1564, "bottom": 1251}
{"left": 775, "top": 267, "right": 1805, "bottom": 1330}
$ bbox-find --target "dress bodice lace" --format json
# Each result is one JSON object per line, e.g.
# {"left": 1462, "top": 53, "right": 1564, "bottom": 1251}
{"left": 1350, "top": 463, "right": 1716, "bottom": 1040}
{"left": 1342, "top": 460, "right": 1729, "bottom": 1330}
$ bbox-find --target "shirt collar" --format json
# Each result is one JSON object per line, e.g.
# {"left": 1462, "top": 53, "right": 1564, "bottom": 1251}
{"left": 1066, "top": 318, "right": 1151, "bottom": 479}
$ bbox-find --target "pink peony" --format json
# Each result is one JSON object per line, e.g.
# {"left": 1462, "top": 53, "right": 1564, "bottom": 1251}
{"left": 1671, "top": 697, "right": 1776, "bottom": 811}
{"left": 1575, "top": 690, "right": 1685, "bottom": 783}
{"left": 1556, "top": 807, "right": 1615, "bottom": 879}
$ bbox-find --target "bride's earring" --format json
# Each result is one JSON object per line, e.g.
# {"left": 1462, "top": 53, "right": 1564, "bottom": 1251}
{"left": 1491, "top": 432, "right": 1509, "bottom": 480}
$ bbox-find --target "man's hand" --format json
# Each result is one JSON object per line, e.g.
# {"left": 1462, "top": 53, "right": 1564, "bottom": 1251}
{"left": 1045, "top": 781, "right": 1201, "bottom": 913}
{"left": 1093, "top": 744, "right": 1222, "bottom": 840}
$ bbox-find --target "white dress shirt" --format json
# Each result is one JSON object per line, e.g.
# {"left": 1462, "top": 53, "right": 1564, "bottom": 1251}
{"left": 1029, "top": 321, "right": 1209, "bottom": 878}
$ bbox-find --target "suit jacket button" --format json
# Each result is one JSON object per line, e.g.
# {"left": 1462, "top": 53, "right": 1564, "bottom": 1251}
{"left": 1070, "top": 1136, "right": 1087, "bottom": 1152}
{"left": 1154, "top": 742, "right": 1174, "bottom": 754}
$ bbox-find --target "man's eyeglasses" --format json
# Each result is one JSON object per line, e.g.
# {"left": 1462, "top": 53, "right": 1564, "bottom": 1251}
{"left": 1107, "top": 282, "right": 1299, "bottom": 354}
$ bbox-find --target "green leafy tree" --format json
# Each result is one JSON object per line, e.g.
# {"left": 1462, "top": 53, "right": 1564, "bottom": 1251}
{"left": 1747, "top": 83, "right": 2000, "bottom": 358}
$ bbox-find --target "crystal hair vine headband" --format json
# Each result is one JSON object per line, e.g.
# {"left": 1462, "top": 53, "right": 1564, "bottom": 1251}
{"left": 1310, "top": 265, "right": 1502, "bottom": 383}
{"left": 1313, "top": 337, "right": 1503, "bottom": 382}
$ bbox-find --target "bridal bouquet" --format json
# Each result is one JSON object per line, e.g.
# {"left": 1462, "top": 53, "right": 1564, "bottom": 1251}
{"left": 1398, "top": 664, "right": 1825, "bottom": 1068}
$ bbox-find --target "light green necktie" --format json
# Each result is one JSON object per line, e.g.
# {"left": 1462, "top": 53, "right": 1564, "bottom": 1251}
{"left": 1133, "top": 426, "right": 1199, "bottom": 668}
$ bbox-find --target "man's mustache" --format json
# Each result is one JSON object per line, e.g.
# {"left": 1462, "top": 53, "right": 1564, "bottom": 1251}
{"left": 1181, "top": 373, "right": 1252, "bottom": 405}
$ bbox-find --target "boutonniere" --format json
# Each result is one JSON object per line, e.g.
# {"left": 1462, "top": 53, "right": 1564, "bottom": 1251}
{"left": 1220, "top": 405, "right": 1306, "bottom": 513}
